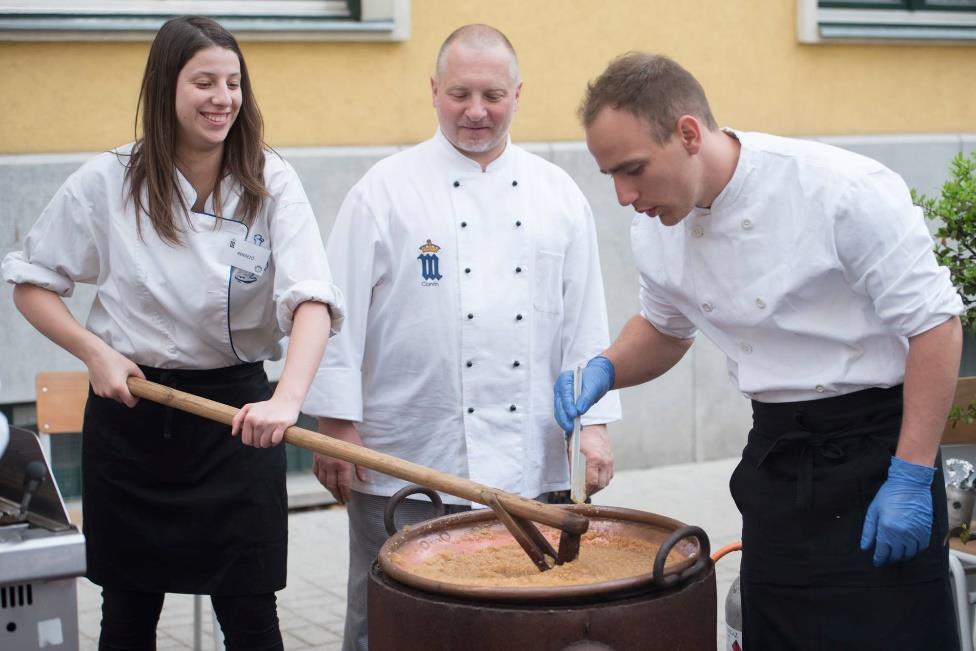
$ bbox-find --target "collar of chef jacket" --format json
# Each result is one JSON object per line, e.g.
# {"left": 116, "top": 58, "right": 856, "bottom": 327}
{"left": 687, "top": 128, "right": 754, "bottom": 222}
{"left": 432, "top": 128, "right": 515, "bottom": 177}
{"left": 172, "top": 166, "right": 239, "bottom": 219}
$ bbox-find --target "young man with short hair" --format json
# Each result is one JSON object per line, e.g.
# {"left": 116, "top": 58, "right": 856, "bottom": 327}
{"left": 558, "top": 53, "right": 962, "bottom": 648}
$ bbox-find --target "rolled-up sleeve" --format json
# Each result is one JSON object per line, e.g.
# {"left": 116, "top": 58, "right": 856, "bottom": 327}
{"left": 637, "top": 278, "right": 698, "bottom": 340}
{"left": 303, "top": 185, "right": 385, "bottom": 421}
{"left": 2, "top": 176, "right": 99, "bottom": 295}
{"left": 835, "top": 168, "right": 963, "bottom": 337}
{"left": 266, "top": 159, "right": 345, "bottom": 337}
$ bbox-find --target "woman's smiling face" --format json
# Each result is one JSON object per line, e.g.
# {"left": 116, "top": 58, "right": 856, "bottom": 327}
{"left": 174, "top": 45, "right": 242, "bottom": 154}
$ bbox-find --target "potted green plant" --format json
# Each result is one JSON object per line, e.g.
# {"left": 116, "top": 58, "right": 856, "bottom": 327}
{"left": 913, "top": 151, "right": 976, "bottom": 428}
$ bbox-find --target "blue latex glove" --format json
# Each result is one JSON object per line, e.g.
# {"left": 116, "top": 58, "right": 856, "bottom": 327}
{"left": 553, "top": 356, "right": 616, "bottom": 433}
{"left": 859, "top": 456, "right": 935, "bottom": 567}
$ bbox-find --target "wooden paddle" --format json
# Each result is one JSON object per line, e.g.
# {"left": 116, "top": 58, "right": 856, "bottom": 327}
{"left": 127, "top": 377, "right": 588, "bottom": 568}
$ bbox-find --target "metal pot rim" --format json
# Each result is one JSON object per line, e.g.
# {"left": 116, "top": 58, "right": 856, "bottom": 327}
{"left": 377, "top": 503, "right": 709, "bottom": 602}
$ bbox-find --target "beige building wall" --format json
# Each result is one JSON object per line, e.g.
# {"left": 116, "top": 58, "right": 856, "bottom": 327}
{"left": 2, "top": 1, "right": 974, "bottom": 469}
{"left": 2, "top": 0, "right": 975, "bottom": 154}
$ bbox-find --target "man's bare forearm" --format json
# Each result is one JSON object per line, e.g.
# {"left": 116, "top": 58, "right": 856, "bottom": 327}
{"left": 896, "top": 316, "right": 963, "bottom": 467}
{"left": 602, "top": 315, "right": 694, "bottom": 389}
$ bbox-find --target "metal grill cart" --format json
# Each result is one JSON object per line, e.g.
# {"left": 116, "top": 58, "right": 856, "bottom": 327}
{"left": 0, "top": 425, "right": 85, "bottom": 649}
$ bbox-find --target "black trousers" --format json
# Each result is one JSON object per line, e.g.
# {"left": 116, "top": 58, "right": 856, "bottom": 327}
{"left": 98, "top": 588, "right": 284, "bottom": 651}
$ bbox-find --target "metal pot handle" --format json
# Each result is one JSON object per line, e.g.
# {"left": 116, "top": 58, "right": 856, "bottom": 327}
{"left": 651, "top": 525, "right": 711, "bottom": 588}
{"left": 383, "top": 484, "right": 446, "bottom": 536}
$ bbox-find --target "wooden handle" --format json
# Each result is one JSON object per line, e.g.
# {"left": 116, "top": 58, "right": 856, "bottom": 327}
{"left": 127, "top": 377, "right": 588, "bottom": 535}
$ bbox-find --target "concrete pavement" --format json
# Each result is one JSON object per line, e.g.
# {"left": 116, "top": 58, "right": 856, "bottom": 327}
{"left": 74, "top": 457, "right": 744, "bottom": 650}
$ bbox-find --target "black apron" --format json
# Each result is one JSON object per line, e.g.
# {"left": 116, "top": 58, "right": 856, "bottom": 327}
{"left": 82, "top": 362, "right": 287, "bottom": 595}
{"left": 730, "top": 385, "right": 958, "bottom": 650}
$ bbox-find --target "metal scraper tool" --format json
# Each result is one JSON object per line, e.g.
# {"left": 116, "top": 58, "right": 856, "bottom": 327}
{"left": 569, "top": 365, "right": 585, "bottom": 504}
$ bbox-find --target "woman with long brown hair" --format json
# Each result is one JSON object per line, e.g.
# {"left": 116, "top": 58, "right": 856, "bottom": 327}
{"left": 2, "top": 16, "right": 343, "bottom": 650}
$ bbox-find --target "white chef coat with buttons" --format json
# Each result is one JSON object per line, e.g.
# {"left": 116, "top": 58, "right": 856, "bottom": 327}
{"left": 632, "top": 130, "right": 963, "bottom": 403}
{"left": 2, "top": 144, "right": 344, "bottom": 368}
{"left": 303, "top": 130, "right": 621, "bottom": 504}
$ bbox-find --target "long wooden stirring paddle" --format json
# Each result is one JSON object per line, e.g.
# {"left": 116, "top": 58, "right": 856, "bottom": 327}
{"left": 127, "top": 377, "right": 587, "bottom": 569}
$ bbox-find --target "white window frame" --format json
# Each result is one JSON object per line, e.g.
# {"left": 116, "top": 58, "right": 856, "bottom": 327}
{"left": 0, "top": 0, "right": 410, "bottom": 41}
{"left": 797, "top": 0, "right": 976, "bottom": 43}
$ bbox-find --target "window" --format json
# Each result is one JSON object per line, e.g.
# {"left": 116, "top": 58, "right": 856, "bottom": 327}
{"left": 798, "top": 0, "right": 976, "bottom": 42}
{"left": 0, "top": 0, "right": 410, "bottom": 41}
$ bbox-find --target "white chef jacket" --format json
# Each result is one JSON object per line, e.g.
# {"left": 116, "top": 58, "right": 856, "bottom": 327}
{"left": 633, "top": 130, "right": 963, "bottom": 403}
{"left": 2, "top": 144, "right": 344, "bottom": 369}
{"left": 304, "top": 130, "right": 621, "bottom": 504}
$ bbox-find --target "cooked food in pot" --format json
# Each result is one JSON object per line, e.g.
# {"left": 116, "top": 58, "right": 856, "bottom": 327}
{"left": 395, "top": 529, "right": 678, "bottom": 587}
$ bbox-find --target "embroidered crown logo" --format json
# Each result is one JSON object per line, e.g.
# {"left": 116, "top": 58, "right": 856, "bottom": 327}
{"left": 417, "top": 239, "right": 443, "bottom": 282}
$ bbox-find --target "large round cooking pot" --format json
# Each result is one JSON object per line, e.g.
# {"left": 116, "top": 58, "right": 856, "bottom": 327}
{"left": 368, "top": 491, "right": 716, "bottom": 650}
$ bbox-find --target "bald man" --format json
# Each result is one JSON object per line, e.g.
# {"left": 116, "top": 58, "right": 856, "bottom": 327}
{"left": 303, "top": 24, "right": 621, "bottom": 650}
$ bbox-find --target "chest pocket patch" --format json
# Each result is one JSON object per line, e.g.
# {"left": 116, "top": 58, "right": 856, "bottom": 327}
{"left": 533, "top": 250, "right": 564, "bottom": 315}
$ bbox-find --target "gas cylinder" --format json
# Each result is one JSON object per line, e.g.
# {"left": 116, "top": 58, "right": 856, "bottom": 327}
{"left": 725, "top": 575, "right": 743, "bottom": 651}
